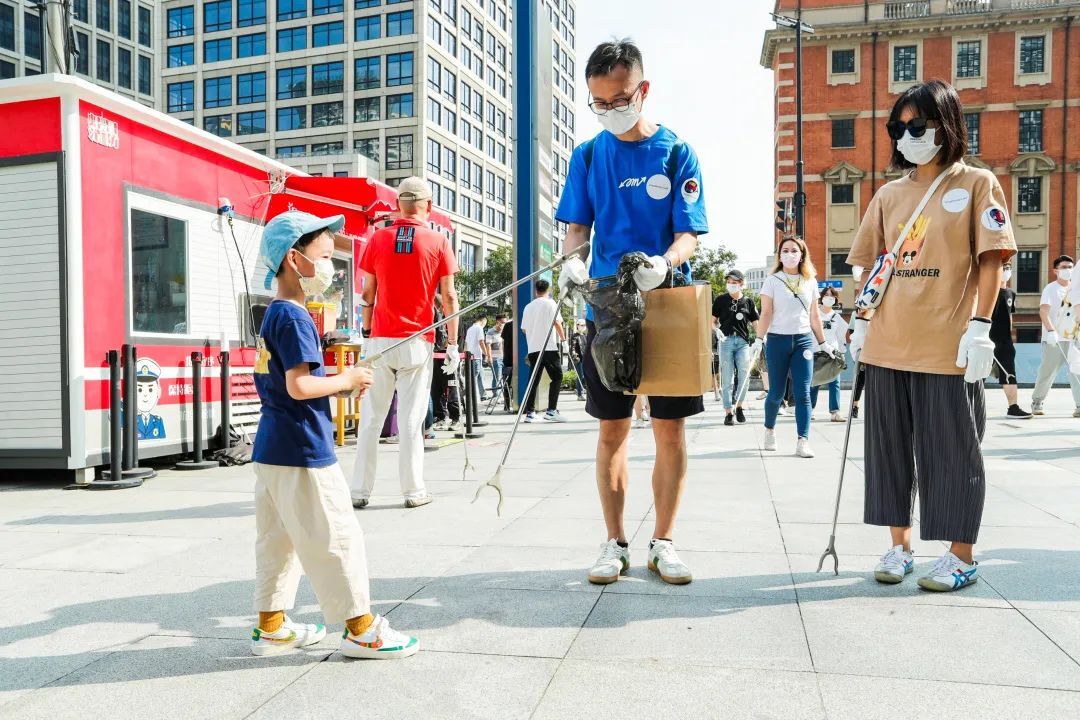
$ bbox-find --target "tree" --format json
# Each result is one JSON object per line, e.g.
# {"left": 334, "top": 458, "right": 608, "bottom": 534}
{"left": 455, "top": 245, "right": 513, "bottom": 323}
{"left": 691, "top": 245, "right": 739, "bottom": 298}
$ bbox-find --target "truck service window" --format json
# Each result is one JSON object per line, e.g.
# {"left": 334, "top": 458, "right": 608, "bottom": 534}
{"left": 131, "top": 209, "right": 188, "bottom": 334}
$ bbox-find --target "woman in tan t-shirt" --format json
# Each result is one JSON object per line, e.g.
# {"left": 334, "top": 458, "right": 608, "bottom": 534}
{"left": 847, "top": 80, "right": 1016, "bottom": 593}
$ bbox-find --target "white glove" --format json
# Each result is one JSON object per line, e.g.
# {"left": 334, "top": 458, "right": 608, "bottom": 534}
{"left": 819, "top": 341, "right": 838, "bottom": 357}
{"left": 752, "top": 338, "right": 764, "bottom": 352}
{"left": 1044, "top": 330, "right": 1059, "bottom": 345}
{"left": 558, "top": 257, "right": 589, "bottom": 296}
{"left": 956, "top": 319, "right": 995, "bottom": 383}
{"left": 633, "top": 255, "right": 671, "bottom": 291}
{"left": 442, "top": 344, "right": 461, "bottom": 376}
{"left": 851, "top": 265, "right": 865, "bottom": 284}
{"left": 849, "top": 317, "right": 869, "bottom": 361}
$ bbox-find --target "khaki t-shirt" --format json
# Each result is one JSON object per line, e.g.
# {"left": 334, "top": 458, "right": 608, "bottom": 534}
{"left": 848, "top": 163, "right": 1017, "bottom": 375}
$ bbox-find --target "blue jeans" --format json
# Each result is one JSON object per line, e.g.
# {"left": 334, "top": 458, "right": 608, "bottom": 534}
{"left": 764, "top": 333, "right": 814, "bottom": 438}
{"left": 573, "top": 360, "right": 586, "bottom": 397}
{"left": 719, "top": 336, "right": 751, "bottom": 410}
{"left": 490, "top": 357, "right": 504, "bottom": 395}
{"left": 810, "top": 378, "right": 841, "bottom": 414}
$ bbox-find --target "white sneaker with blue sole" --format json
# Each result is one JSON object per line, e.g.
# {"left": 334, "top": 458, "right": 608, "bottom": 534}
{"left": 874, "top": 545, "right": 914, "bottom": 584}
{"left": 918, "top": 551, "right": 978, "bottom": 592}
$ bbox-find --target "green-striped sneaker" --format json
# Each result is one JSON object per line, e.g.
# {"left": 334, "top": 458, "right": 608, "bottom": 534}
{"left": 250, "top": 617, "right": 326, "bottom": 656}
{"left": 339, "top": 615, "right": 419, "bottom": 660}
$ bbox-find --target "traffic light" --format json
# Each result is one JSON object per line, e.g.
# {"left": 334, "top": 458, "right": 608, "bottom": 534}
{"left": 775, "top": 197, "right": 794, "bottom": 236}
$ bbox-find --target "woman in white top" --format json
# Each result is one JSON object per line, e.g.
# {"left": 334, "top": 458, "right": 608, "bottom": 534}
{"left": 810, "top": 286, "right": 849, "bottom": 423}
{"left": 757, "top": 236, "right": 834, "bottom": 457}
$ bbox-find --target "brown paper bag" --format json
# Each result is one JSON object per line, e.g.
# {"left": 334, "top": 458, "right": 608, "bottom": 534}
{"left": 634, "top": 284, "right": 712, "bottom": 397}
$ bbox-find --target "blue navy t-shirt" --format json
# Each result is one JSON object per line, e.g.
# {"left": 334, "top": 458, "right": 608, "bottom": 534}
{"left": 252, "top": 300, "right": 336, "bottom": 468}
{"left": 556, "top": 126, "right": 709, "bottom": 292}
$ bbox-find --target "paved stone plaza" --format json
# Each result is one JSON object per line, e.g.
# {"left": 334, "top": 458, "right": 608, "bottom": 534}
{"left": 1, "top": 389, "right": 1079, "bottom": 719}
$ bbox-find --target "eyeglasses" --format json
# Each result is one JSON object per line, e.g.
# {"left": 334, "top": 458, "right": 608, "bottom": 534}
{"left": 886, "top": 117, "right": 929, "bottom": 141}
{"left": 588, "top": 82, "right": 644, "bottom": 115}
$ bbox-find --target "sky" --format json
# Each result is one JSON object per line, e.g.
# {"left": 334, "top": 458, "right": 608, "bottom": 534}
{"left": 572, "top": 0, "right": 777, "bottom": 269}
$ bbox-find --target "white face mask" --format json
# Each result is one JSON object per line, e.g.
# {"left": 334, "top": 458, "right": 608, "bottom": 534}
{"left": 597, "top": 93, "right": 642, "bottom": 135}
{"left": 296, "top": 253, "right": 336, "bottom": 297}
{"left": 1002, "top": 269, "right": 1013, "bottom": 283}
{"left": 897, "top": 127, "right": 941, "bottom": 166}
{"left": 726, "top": 283, "right": 742, "bottom": 295}
{"left": 1059, "top": 267, "right": 1074, "bottom": 282}
{"left": 780, "top": 252, "right": 801, "bottom": 270}
{"left": 822, "top": 297, "right": 836, "bottom": 308}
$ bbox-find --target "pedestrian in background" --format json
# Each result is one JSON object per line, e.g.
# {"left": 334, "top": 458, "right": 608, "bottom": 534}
{"left": 570, "top": 318, "right": 588, "bottom": 401}
{"left": 810, "top": 286, "right": 848, "bottom": 423}
{"left": 465, "top": 315, "right": 490, "bottom": 402}
{"left": 1031, "top": 255, "right": 1079, "bottom": 417}
{"left": 500, "top": 317, "right": 515, "bottom": 412}
{"left": 430, "top": 297, "right": 461, "bottom": 431}
{"left": 712, "top": 269, "right": 761, "bottom": 426}
{"left": 487, "top": 315, "right": 507, "bottom": 400}
{"left": 990, "top": 262, "right": 1032, "bottom": 418}
{"left": 521, "top": 279, "right": 567, "bottom": 423}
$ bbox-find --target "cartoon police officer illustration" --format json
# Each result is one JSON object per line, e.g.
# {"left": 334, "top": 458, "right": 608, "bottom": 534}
{"left": 135, "top": 358, "right": 166, "bottom": 440}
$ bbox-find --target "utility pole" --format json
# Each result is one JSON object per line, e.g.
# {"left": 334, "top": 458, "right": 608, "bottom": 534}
{"left": 772, "top": 12, "right": 815, "bottom": 239}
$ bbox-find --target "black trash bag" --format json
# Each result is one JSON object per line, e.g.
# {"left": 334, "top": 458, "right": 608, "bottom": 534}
{"left": 578, "top": 254, "right": 646, "bottom": 393}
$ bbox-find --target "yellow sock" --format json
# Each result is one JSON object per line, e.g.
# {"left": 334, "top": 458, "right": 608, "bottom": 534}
{"left": 258, "top": 611, "right": 285, "bottom": 634}
{"left": 345, "top": 613, "right": 375, "bottom": 636}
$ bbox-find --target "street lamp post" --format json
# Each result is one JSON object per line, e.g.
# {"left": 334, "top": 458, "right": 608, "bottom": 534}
{"left": 772, "top": 13, "right": 815, "bottom": 239}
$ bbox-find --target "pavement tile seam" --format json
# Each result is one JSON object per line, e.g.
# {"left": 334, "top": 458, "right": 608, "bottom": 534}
{"left": 1015, "top": 607, "right": 1080, "bottom": 669}
{"left": 812, "top": 668, "right": 1080, "bottom": 695}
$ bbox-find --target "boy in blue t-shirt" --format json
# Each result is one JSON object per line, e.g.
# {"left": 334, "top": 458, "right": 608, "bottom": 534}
{"left": 555, "top": 40, "right": 709, "bottom": 590}
{"left": 249, "top": 210, "right": 418, "bottom": 660}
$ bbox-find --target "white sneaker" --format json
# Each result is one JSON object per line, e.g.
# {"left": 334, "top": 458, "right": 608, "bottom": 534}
{"left": 339, "top": 614, "right": 419, "bottom": 660}
{"left": 588, "top": 539, "right": 630, "bottom": 585}
{"left": 251, "top": 617, "right": 326, "bottom": 656}
{"left": 542, "top": 409, "right": 568, "bottom": 423}
{"left": 918, "top": 552, "right": 978, "bottom": 592}
{"left": 647, "top": 539, "right": 692, "bottom": 585}
{"left": 714, "top": 391, "right": 721, "bottom": 402}
{"left": 641, "top": 412, "right": 651, "bottom": 425}
{"left": 874, "top": 545, "right": 914, "bottom": 584}
{"left": 432, "top": 420, "right": 447, "bottom": 431}
{"left": 404, "top": 494, "right": 432, "bottom": 509}
{"left": 379, "top": 435, "right": 399, "bottom": 445}
{"left": 524, "top": 412, "right": 536, "bottom": 423}
{"left": 763, "top": 428, "right": 777, "bottom": 451}
{"left": 830, "top": 411, "right": 846, "bottom": 423}
{"left": 778, "top": 405, "right": 791, "bottom": 416}
{"left": 632, "top": 418, "right": 644, "bottom": 429}
{"left": 351, "top": 495, "right": 369, "bottom": 509}
{"left": 795, "top": 437, "right": 815, "bottom": 458}
{"left": 1031, "top": 401, "right": 1045, "bottom": 416}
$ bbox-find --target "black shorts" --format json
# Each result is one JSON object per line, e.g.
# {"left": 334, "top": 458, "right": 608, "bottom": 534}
{"left": 993, "top": 340, "right": 1017, "bottom": 385}
{"left": 582, "top": 321, "right": 705, "bottom": 421}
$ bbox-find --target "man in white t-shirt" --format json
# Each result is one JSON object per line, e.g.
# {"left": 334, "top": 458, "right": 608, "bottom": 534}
{"left": 465, "top": 316, "right": 490, "bottom": 401}
{"left": 1031, "top": 254, "right": 1080, "bottom": 417}
{"left": 520, "top": 278, "right": 567, "bottom": 423}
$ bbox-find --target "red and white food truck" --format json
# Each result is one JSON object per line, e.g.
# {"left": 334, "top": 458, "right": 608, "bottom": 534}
{"left": 0, "top": 75, "right": 453, "bottom": 480}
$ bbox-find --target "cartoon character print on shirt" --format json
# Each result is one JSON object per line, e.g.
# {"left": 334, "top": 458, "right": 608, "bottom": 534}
{"left": 896, "top": 214, "right": 931, "bottom": 270}
{"left": 1061, "top": 296, "right": 1077, "bottom": 342}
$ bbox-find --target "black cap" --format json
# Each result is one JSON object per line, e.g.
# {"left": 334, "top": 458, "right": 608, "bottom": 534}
{"left": 725, "top": 269, "right": 745, "bottom": 282}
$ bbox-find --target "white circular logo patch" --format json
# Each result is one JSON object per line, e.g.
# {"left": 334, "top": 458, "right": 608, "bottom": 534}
{"left": 803, "top": 349, "right": 814, "bottom": 360}
{"left": 981, "top": 206, "right": 1009, "bottom": 232}
{"left": 735, "top": 312, "right": 745, "bottom": 321}
{"left": 681, "top": 178, "right": 701, "bottom": 204}
{"left": 941, "top": 188, "right": 970, "bottom": 213}
{"left": 646, "top": 174, "right": 671, "bottom": 200}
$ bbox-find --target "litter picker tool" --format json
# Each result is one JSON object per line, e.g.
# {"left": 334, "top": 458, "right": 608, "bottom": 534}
{"left": 816, "top": 353, "right": 862, "bottom": 576}
{"left": 734, "top": 343, "right": 762, "bottom": 413}
{"left": 451, "top": 366, "right": 476, "bottom": 483}
{"left": 472, "top": 292, "right": 568, "bottom": 516}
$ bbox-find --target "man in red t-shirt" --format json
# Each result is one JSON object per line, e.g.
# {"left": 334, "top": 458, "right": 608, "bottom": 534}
{"left": 351, "top": 177, "right": 460, "bottom": 509}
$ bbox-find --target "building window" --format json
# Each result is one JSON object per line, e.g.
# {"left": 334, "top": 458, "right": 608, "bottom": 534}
{"left": 96, "top": 39, "right": 111, "bottom": 82}
{"left": 277, "top": 66, "right": 306, "bottom": 99}
{"left": 137, "top": 5, "right": 151, "bottom": 45}
{"left": 96, "top": 0, "right": 110, "bottom": 31}
{"left": 311, "top": 141, "right": 343, "bottom": 155}
{"left": 204, "top": 0, "right": 231, "bottom": 32}
{"left": 893, "top": 45, "right": 917, "bottom": 83}
{"left": 277, "top": 27, "right": 306, "bottom": 51}
{"left": 73, "top": 0, "right": 88, "bottom": 23}
{"left": 831, "top": 118, "right": 855, "bottom": 148}
{"left": 387, "top": 10, "right": 413, "bottom": 36}
{"left": 131, "top": 209, "right": 188, "bottom": 335}
{"left": 204, "top": 38, "right": 232, "bottom": 62}
{"left": 1019, "top": 109, "right": 1043, "bottom": 153}
{"left": 426, "top": 138, "right": 441, "bottom": 174}
{"left": 427, "top": 97, "right": 442, "bottom": 125}
{"left": 237, "top": 71, "right": 266, "bottom": 104}
{"left": 204, "top": 114, "right": 233, "bottom": 136}
{"left": 831, "top": 46, "right": 855, "bottom": 74}
{"left": 138, "top": 54, "right": 151, "bottom": 94}
{"left": 965, "top": 113, "right": 980, "bottom": 155}
{"left": 427, "top": 56, "right": 441, "bottom": 92}
{"left": 277, "top": 0, "right": 306, "bottom": 21}
{"left": 75, "top": 32, "right": 90, "bottom": 74}
{"left": 387, "top": 93, "right": 414, "bottom": 118}
{"left": 1016, "top": 250, "right": 1041, "bottom": 293}
{"left": 443, "top": 107, "right": 456, "bottom": 134}
{"left": 236, "top": 110, "right": 266, "bottom": 134}
{"left": 24, "top": 12, "right": 42, "bottom": 61}
{"left": 312, "top": 101, "right": 344, "bottom": 126}
{"left": 0, "top": 59, "right": 15, "bottom": 78}
{"left": 355, "top": 137, "right": 380, "bottom": 162}
{"left": 237, "top": 32, "right": 266, "bottom": 58}
{"left": 830, "top": 253, "right": 853, "bottom": 277}
{"left": 355, "top": 15, "right": 380, "bottom": 40}
{"left": 168, "top": 43, "right": 194, "bottom": 68}
{"left": 427, "top": 15, "right": 442, "bottom": 45}
{"left": 0, "top": 4, "right": 13, "bottom": 51}
{"left": 386, "top": 134, "right": 413, "bottom": 170}
{"left": 313, "top": 20, "right": 344, "bottom": 47}
{"left": 117, "top": 47, "right": 131, "bottom": 88}
{"left": 355, "top": 0, "right": 380, "bottom": 7}
{"left": 354, "top": 96, "right": 380, "bottom": 121}
{"left": 238, "top": 0, "right": 266, "bottom": 26}
{"left": 312, "top": 61, "right": 344, "bottom": 94}
{"left": 1018, "top": 176, "right": 1042, "bottom": 214}
{"left": 459, "top": 242, "right": 477, "bottom": 272}
{"left": 956, "top": 40, "right": 981, "bottom": 78}
{"left": 167, "top": 6, "right": 193, "bottom": 37}
{"left": 312, "top": 0, "right": 342, "bottom": 16}
{"left": 831, "top": 183, "right": 854, "bottom": 205}
{"left": 277, "top": 144, "right": 305, "bottom": 157}
{"left": 355, "top": 56, "right": 380, "bottom": 89}
{"left": 386, "top": 51, "right": 413, "bottom": 86}
{"left": 118, "top": 0, "right": 130, "bottom": 38}
{"left": 1019, "top": 36, "right": 1045, "bottom": 74}
{"left": 443, "top": 68, "right": 457, "bottom": 100}
{"left": 204, "top": 76, "right": 232, "bottom": 108}
{"left": 276, "top": 105, "right": 305, "bottom": 130}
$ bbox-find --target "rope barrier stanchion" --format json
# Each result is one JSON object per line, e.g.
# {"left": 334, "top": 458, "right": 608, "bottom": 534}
{"left": 90, "top": 350, "right": 145, "bottom": 489}
{"left": 175, "top": 352, "right": 219, "bottom": 471}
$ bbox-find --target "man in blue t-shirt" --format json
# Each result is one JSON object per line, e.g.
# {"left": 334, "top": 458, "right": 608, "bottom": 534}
{"left": 556, "top": 40, "right": 709, "bottom": 588}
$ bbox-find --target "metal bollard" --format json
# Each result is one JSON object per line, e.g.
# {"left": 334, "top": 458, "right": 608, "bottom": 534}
{"left": 175, "top": 352, "right": 219, "bottom": 470}
{"left": 218, "top": 348, "right": 231, "bottom": 449}
{"left": 455, "top": 354, "right": 484, "bottom": 439}
{"left": 91, "top": 350, "right": 146, "bottom": 489}
{"left": 468, "top": 353, "right": 487, "bottom": 428}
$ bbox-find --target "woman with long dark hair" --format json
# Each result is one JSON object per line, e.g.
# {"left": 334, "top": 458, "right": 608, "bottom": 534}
{"left": 848, "top": 80, "right": 1016, "bottom": 592}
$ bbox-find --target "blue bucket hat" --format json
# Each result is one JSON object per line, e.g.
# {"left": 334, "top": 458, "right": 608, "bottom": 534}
{"left": 259, "top": 211, "right": 346, "bottom": 289}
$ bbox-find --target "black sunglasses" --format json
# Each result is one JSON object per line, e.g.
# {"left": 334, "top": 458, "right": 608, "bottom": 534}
{"left": 886, "top": 117, "right": 929, "bottom": 141}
